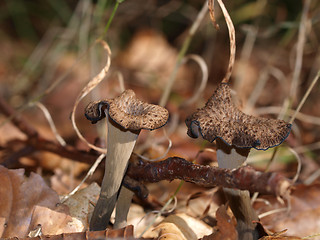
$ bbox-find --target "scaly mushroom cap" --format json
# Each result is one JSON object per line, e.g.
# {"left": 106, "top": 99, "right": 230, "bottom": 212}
{"left": 185, "top": 83, "right": 291, "bottom": 150}
{"left": 85, "top": 89, "right": 169, "bottom": 131}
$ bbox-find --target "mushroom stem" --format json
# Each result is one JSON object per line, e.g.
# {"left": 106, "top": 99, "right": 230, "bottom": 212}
{"left": 90, "top": 116, "right": 139, "bottom": 231}
{"left": 216, "top": 138, "right": 259, "bottom": 240}
{"left": 114, "top": 187, "right": 135, "bottom": 229}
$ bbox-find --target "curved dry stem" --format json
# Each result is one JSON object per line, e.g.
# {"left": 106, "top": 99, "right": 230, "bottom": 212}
{"left": 136, "top": 128, "right": 172, "bottom": 162}
{"left": 138, "top": 182, "right": 183, "bottom": 238}
{"left": 61, "top": 153, "right": 105, "bottom": 203}
{"left": 209, "top": 0, "right": 236, "bottom": 84}
{"left": 290, "top": 0, "right": 311, "bottom": 100}
{"left": 288, "top": 147, "right": 302, "bottom": 184}
{"left": 304, "top": 168, "right": 320, "bottom": 185}
{"left": 71, "top": 40, "right": 111, "bottom": 153}
{"left": 258, "top": 207, "right": 287, "bottom": 219}
{"left": 289, "top": 70, "right": 320, "bottom": 124}
{"left": 207, "top": 0, "right": 220, "bottom": 30}
{"left": 180, "top": 54, "right": 209, "bottom": 107}
{"left": 244, "top": 65, "right": 287, "bottom": 113}
{"left": 255, "top": 106, "right": 320, "bottom": 126}
{"left": 244, "top": 67, "right": 270, "bottom": 112}
{"left": 234, "top": 25, "right": 257, "bottom": 92}
{"left": 34, "top": 102, "right": 66, "bottom": 146}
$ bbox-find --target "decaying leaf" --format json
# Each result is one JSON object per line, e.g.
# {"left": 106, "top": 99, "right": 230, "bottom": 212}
{"left": 151, "top": 213, "right": 212, "bottom": 240}
{"left": 256, "top": 184, "right": 320, "bottom": 238}
{"left": 201, "top": 205, "right": 238, "bottom": 240}
{"left": 0, "top": 166, "right": 74, "bottom": 238}
{"left": 4, "top": 225, "right": 136, "bottom": 240}
{"left": 118, "top": 29, "right": 193, "bottom": 92}
{"left": 29, "top": 205, "right": 79, "bottom": 235}
{"left": 62, "top": 182, "right": 100, "bottom": 229}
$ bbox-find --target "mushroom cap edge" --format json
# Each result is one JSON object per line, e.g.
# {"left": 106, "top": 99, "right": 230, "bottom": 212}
{"left": 85, "top": 89, "right": 169, "bottom": 131}
{"left": 185, "top": 83, "right": 292, "bottom": 151}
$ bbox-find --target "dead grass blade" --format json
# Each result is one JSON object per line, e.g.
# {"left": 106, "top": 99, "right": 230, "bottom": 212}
{"left": 208, "top": 0, "right": 236, "bottom": 84}
{"left": 34, "top": 102, "right": 66, "bottom": 147}
{"left": 71, "top": 40, "right": 111, "bottom": 153}
{"left": 289, "top": 70, "right": 320, "bottom": 124}
{"left": 290, "top": 0, "right": 311, "bottom": 101}
{"left": 180, "top": 54, "right": 208, "bottom": 107}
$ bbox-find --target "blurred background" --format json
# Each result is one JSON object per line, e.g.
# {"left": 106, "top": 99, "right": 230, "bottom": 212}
{"left": 1, "top": 0, "right": 320, "bottom": 237}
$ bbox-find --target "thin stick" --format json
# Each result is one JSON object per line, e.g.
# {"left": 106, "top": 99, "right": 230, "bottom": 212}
{"left": 34, "top": 102, "right": 66, "bottom": 146}
{"left": 289, "top": 70, "right": 320, "bottom": 124}
{"left": 138, "top": 181, "right": 184, "bottom": 238}
{"left": 180, "top": 54, "right": 209, "bottom": 107}
{"left": 61, "top": 153, "right": 105, "bottom": 202}
{"left": 290, "top": 0, "right": 311, "bottom": 100}
{"left": 258, "top": 208, "right": 287, "bottom": 219}
{"left": 127, "top": 157, "right": 291, "bottom": 197}
{"left": 288, "top": 147, "right": 302, "bottom": 184}
{"left": 136, "top": 128, "right": 172, "bottom": 162}
{"left": 255, "top": 105, "right": 320, "bottom": 126}
{"left": 209, "top": 0, "right": 236, "bottom": 84}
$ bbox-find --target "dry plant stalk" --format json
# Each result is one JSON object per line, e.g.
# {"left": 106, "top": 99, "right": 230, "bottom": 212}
{"left": 71, "top": 39, "right": 111, "bottom": 153}
{"left": 208, "top": 0, "right": 236, "bottom": 84}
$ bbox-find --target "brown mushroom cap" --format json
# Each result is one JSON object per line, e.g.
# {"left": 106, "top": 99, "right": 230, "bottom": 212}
{"left": 85, "top": 89, "right": 169, "bottom": 131}
{"left": 185, "top": 83, "right": 291, "bottom": 150}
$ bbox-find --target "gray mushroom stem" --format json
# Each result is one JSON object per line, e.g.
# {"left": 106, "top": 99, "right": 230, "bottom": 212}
{"left": 85, "top": 89, "right": 169, "bottom": 231}
{"left": 216, "top": 138, "right": 259, "bottom": 240}
{"left": 90, "top": 115, "right": 139, "bottom": 231}
{"left": 114, "top": 187, "right": 135, "bottom": 229}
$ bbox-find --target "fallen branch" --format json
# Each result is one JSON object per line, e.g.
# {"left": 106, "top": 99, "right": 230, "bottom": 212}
{"left": 5, "top": 138, "right": 97, "bottom": 165}
{"left": 0, "top": 96, "right": 38, "bottom": 138}
{"left": 127, "top": 156, "right": 291, "bottom": 198}
{"left": 0, "top": 96, "right": 291, "bottom": 198}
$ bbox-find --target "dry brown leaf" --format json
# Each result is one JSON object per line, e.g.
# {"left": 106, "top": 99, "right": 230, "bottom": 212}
{"left": 63, "top": 182, "right": 100, "bottom": 229}
{"left": 30, "top": 205, "right": 80, "bottom": 235}
{"left": 4, "top": 225, "right": 135, "bottom": 240}
{"left": 185, "top": 188, "right": 220, "bottom": 219}
{"left": 118, "top": 29, "right": 193, "bottom": 92}
{"left": 151, "top": 213, "right": 212, "bottom": 240}
{"left": 256, "top": 183, "right": 320, "bottom": 238}
{"left": 0, "top": 166, "right": 72, "bottom": 238}
{"left": 204, "top": 205, "right": 238, "bottom": 240}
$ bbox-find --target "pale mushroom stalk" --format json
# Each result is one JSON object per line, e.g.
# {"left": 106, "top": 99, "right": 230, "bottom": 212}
{"left": 216, "top": 139, "right": 259, "bottom": 239}
{"left": 114, "top": 186, "right": 135, "bottom": 229}
{"left": 186, "top": 83, "right": 291, "bottom": 240}
{"left": 90, "top": 115, "right": 139, "bottom": 230}
{"left": 85, "top": 89, "right": 169, "bottom": 231}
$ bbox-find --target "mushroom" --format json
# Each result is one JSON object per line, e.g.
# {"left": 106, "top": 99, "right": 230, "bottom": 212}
{"left": 185, "top": 83, "right": 291, "bottom": 239}
{"left": 85, "top": 89, "right": 169, "bottom": 231}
